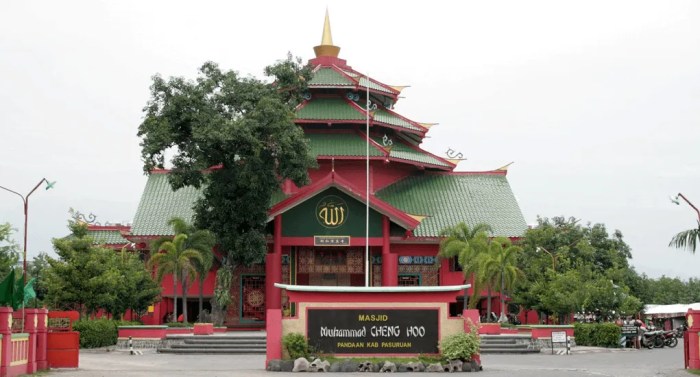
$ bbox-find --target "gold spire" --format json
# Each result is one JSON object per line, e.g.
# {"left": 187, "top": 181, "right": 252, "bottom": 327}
{"left": 314, "top": 9, "right": 341, "bottom": 58}
{"left": 321, "top": 9, "right": 333, "bottom": 45}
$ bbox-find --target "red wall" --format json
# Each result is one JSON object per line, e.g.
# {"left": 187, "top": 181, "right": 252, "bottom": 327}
{"left": 159, "top": 270, "right": 216, "bottom": 296}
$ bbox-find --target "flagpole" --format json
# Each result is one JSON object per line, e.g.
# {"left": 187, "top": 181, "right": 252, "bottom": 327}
{"left": 365, "top": 76, "right": 370, "bottom": 287}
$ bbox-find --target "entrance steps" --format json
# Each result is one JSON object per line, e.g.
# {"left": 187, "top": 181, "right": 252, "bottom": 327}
{"left": 479, "top": 334, "right": 540, "bottom": 354}
{"left": 158, "top": 332, "right": 266, "bottom": 355}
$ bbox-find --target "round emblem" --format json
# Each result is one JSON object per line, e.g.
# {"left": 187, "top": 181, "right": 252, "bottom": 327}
{"left": 316, "top": 195, "right": 349, "bottom": 228}
{"left": 246, "top": 289, "right": 265, "bottom": 308}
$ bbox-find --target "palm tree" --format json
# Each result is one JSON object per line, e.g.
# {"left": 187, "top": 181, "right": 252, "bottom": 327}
{"left": 480, "top": 237, "right": 524, "bottom": 323}
{"left": 669, "top": 222, "right": 700, "bottom": 253}
{"left": 438, "top": 223, "right": 492, "bottom": 312}
{"left": 152, "top": 218, "right": 216, "bottom": 323}
{"left": 669, "top": 193, "right": 700, "bottom": 253}
{"left": 161, "top": 218, "right": 216, "bottom": 322}
{"left": 148, "top": 233, "right": 203, "bottom": 324}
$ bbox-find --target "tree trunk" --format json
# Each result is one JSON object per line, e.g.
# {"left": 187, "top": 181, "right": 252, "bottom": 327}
{"left": 182, "top": 276, "right": 189, "bottom": 323}
{"left": 172, "top": 271, "right": 178, "bottom": 323}
{"left": 486, "top": 286, "right": 493, "bottom": 322}
{"left": 198, "top": 276, "right": 204, "bottom": 322}
{"left": 499, "top": 267, "right": 508, "bottom": 323}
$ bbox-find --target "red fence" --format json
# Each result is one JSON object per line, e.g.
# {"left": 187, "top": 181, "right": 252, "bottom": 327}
{"left": 0, "top": 307, "right": 48, "bottom": 377}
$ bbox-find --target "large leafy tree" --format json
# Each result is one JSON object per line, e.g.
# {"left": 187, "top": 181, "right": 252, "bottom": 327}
{"left": 438, "top": 223, "right": 492, "bottom": 310}
{"left": 27, "top": 252, "right": 51, "bottom": 307}
{"left": 103, "top": 249, "right": 160, "bottom": 320}
{"left": 0, "top": 223, "right": 20, "bottom": 277}
{"left": 148, "top": 234, "right": 203, "bottom": 323}
{"left": 513, "top": 216, "right": 642, "bottom": 323}
{"left": 47, "top": 220, "right": 144, "bottom": 319}
{"left": 151, "top": 217, "right": 215, "bottom": 322}
{"left": 137, "top": 57, "right": 316, "bottom": 272}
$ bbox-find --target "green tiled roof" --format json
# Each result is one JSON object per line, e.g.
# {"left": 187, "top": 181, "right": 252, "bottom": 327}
{"left": 86, "top": 230, "right": 129, "bottom": 245}
{"left": 371, "top": 137, "right": 450, "bottom": 168}
{"left": 309, "top": 67, "right": 354, "bottom": 87}
{"left": 308, "top": 133, "right": 384, "bottom": 157}
{"left": 342, "top": 70, "right": 395, "bottom": 94}
{"left": 296, "top": 98, "right": 365, "bottom": 121}
{"left": 376, "top": 174, "right": 527, "bottom": 237}
{"left": 131, "top": 174, "right": 202, "bottom": 236}
{"left": 131, "top": 173, "right": 289, "bottom": 236}
{"left": 373, "top": 109, "right": 422, "bottom": 132}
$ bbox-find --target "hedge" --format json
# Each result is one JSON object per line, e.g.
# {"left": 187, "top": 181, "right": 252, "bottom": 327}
{"left": 573, "top": 322, "right": 621, "bottom": 347}
{"left": 73, "top": 319, "right": 139, "bottom": 348}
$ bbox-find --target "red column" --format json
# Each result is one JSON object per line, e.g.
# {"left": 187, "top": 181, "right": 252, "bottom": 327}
{"left": 381, "top": 216, "right": 398, "bottom": 286}
{"left": 0, "top": 307, "right": 13, "bottom": 376}
{"left": 687, "top": 309, "right": 700, "bottom": 369}
{"left": 25, "top": 309, "right": 37, "bottom": 374}
{"left": 36, "top": 309, "right": 47, "bottom": 371}
{"left": 265, "top": 215, "right": 283, "bottom": 310}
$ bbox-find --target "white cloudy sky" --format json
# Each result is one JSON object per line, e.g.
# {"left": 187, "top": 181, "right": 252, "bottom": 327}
{"left": 1, "top": 1, "right": 698, "bottom": 279}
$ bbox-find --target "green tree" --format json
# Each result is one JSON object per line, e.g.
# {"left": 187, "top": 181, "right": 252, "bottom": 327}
{"left": 103, "top": 248, "right": 160, "bottom": 320}
{"left": 138, "top": 57, "right": 316, "bottom": 321}
{"left": 151, "top": 217, "right": 215, "bottom": 322}
{"left": 513, "top": 216, "right": 642, "bottom": 323}
{"left": 669, "top": 222, "right": 700, "bottom": 253}
{"left": 46, "top": 221, "right": 121, "bottom": 318}
{"left": 27, "top": 252, "right": 51, "bottom": 307}
{"left": 438, "top": 223, "right": 492, "bottom": 311}
{"left": 480, "top": 237, "right": 523, "bottom": 322}
{"left": 138, "top": 57, "right": 315, "bottom": 269}
{"left": 0, "top": 223, "right": 20, "bottom": 277}
{"left": 148, "top": 234, "right": 203, "bottom": 323}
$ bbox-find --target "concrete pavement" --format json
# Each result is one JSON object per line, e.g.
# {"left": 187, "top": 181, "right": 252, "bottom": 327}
{"left": 47, "top": 344, "right": 690, "bottom": 377}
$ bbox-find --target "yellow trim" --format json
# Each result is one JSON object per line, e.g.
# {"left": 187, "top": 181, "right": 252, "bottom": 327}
{"left": 10, "top": 337, "right": 28, "bottom": 366}
{"left": 446, "top": 159, "right": 463, "bottom": 165}
{"left": 419, "top": 122, "right": 438, "bottom": 129}
{"left": 390, "top": 85, "right": 410, "bottom": 93}
{"left": 496, "top": 161, "right": 514, "bottom": 171}
{"left": 407, "top": 214, "right": 428, "bottom": 223}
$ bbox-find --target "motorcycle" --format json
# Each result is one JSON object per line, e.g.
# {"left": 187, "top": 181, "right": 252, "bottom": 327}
{"left": 675, "top": 325, "right": 687, "bottom": 339}
{"left": 640, "top": 329, "right": 665, "bottom": 349}
{"left": 662, "top": 330, "right": 678, "bottom": 348}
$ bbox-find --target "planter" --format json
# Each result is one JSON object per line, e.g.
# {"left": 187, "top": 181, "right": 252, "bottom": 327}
{"left": 194, "top": 323, "right": 214, "bottom": 335}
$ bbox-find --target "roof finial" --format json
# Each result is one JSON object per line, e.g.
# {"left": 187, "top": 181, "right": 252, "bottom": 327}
{"left": 321, "top": 8, "right": 333, "bottom": 45}
{"left": 314, "top": 8, "right": 341, "bottom": 58}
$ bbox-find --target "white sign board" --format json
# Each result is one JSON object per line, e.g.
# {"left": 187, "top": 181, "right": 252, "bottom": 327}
{"left": 552, "top": 331, "right": 567, "bottom": 343}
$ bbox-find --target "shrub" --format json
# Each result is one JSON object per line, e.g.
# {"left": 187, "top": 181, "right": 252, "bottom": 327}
{"left": 574, "top": 322, "right": 620, "bottom": 347}
{"left": 166, "top": 322, "right": 193, "bottom": 327}
{"left": 282, "top": 332, "right": 309, "bottom": 359}
{"left": 439, "top": 321, "right": 480, "bottom": 361}
{"left": 73, "top": 319, "right": 138, "bottom": 348}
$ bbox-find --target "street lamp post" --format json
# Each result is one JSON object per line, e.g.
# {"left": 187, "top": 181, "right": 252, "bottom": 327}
{"left": 671, "top": 193, "right": 700, "bottom": 222}
{"left": 536, "top": 246, "right": 557, "bottom": 271}
{"left": 0, "top": 178, "right": 55, "bottom": 321}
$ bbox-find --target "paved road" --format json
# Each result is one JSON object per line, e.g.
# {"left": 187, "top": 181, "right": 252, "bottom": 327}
{"left": 48, "top": 346, "right": 691, "bottom": 377}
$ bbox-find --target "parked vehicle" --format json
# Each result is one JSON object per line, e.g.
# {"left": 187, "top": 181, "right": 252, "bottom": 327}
{"left": 662, "top": 330, "right": 678, "bottom": 348}
{"left": 675, "top": 324, "right": 687, "bottom": 339}
{"left": 640, "top": 329, "right": 665, "bottom": 349}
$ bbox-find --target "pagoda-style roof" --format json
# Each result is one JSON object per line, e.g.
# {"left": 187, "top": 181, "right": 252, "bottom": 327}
{"left": 129, "top": 172, "right": 288, "bottom": 237}
{"left": 369, "top": 135, "right": 452, "bottom": 169}
{"left": 307, "top": 132, "right": 384, "bottom": 158}
{"left": 130, "top": 172, "right": 201, "bottom": 237}
{"left": 83, "top": 225, "right": 131, "bottom": 247}
{"left": 296, "top": 97, "right": 427, "bottom": 136}
{"left": 376, "top": 171, "right": 527, "bottom": 238}
{"left": 129, "top": 170, "right": 526, "bottom": 239}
